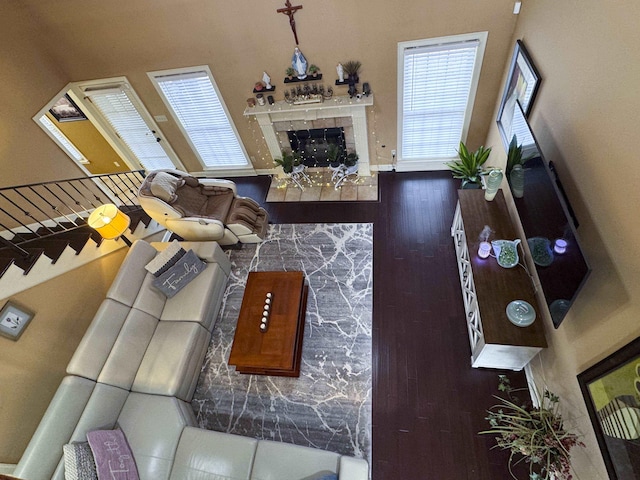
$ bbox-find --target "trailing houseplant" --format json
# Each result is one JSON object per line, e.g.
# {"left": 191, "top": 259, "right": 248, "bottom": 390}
{"left": 445, "top": 141, "right": 492, "bottom": 188}
{"left": 480, "top": 375, "right": 584, "bottom": 480}
{"left": 285, "top": 67, "right": 295, "bottom": 80}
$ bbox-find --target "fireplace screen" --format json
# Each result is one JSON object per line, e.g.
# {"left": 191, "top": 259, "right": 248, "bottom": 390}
{"left": 287, "top": 127, "right": 346, "bottom": 167}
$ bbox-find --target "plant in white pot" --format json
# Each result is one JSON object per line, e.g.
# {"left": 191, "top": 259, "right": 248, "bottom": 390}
{"left": 445, "top": 141, "right": 492, "bottom": 189}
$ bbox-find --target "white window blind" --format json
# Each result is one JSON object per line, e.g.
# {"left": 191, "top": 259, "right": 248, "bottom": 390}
{"left": 401, "top": 38, "right": 481, "bottom": 161}
{"left": 151, "top": 70, "right": 248, "bottom": 169}
{"left": 39, "top": 115, "right": 88, "bottom": 164}
{"left": 85, "top": 87, "right": 176, "bottom": 171}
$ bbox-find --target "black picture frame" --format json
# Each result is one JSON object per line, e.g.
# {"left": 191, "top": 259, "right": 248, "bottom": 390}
{"left": 49, "top": 93, "right": 87, "bottom": 122}
{"left": 577, "top": 336, "right": 640, "bottom": 479}
{"left": 497, "top": 40, "right": 541, "bottom": 148}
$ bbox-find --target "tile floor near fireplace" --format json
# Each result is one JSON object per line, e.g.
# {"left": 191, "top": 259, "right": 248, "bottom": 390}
{"left": 266, "top": 168, "right": 378, "bottom": 202}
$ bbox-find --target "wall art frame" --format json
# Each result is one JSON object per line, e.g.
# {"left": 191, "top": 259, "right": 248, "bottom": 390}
{"left": 577, "top": 336, "right": 640, "bottom": 479}
{"left": 49, "top": 93, "right": 87, "bottom": 122}
{"left": 0, "top": 300, "right": 35, "bottom": 341}
{"left": 497, "top": 40, "right": 541, "bottom": 148}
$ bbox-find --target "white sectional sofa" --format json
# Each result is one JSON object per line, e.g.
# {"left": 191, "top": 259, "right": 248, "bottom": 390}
{"left": 13, "top": 240, "right": 368, "bottom": 480}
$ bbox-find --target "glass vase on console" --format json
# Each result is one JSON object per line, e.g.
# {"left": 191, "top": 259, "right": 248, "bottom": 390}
{"left": 484, "top": 168, "right": 503, "bottom": 201}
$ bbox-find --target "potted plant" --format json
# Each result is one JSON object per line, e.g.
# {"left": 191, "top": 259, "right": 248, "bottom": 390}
{"left": 445, "top": 141, "right": 491, "bottom": 189}
{"left": 480, "top": 375, "right": 584, "bottom": 480}
{"left": 309, "top": 64, "right": 320, "bottom": 78}
{"left": 344, "top": 152, "right": 359, "bottom": 174}
{"left": 326, "top": 144, "right": 344, "bottom": 168}
{"left": 506, "top": 135, "right": 530, "bottom": 198}
{"left": 506, "top": 134, "right": 528, "bottom": 175}
{"left": 342, "top": 60, "right": 362, "bottom": 83}
{"left": 274, "top": 150, "right": 300, "bottom": 174}
{"left": 285, "top": 67, "right": 295, "bottom": 81}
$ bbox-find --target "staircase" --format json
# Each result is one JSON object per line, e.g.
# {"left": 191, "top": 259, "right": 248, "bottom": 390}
{"left": 0, "top": 171, "right": 165, "bottom": 298}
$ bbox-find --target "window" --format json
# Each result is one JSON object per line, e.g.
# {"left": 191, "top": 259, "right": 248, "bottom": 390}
{"left": 38, "top": 115, "right": 89, "bottom": 164}
{"left": 82, "top": 85, "right": 179, "bottom": 171}
{"left": 149, "top": 66, "right": 250, "bottom": 170}
{"left": 398, "top": 32, "right": 487, "bottom": 166}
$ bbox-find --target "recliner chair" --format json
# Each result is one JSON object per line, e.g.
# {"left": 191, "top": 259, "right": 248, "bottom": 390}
{"left": 138, "top": 170, "right": 268, "bottom": 245}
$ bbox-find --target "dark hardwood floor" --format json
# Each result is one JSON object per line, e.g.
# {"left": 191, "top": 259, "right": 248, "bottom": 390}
{"left": 231, "top": 171, "right": 526, "bottom": 480}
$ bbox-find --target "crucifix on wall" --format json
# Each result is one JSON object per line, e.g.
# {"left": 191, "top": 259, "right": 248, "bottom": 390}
{"left": 277, "top": 0, "right": 303, "bottom": 45}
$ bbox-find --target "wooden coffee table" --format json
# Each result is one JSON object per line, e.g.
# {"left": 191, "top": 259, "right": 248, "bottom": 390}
{"left": 228, "top": 271, "right": 308, "bottom": 377}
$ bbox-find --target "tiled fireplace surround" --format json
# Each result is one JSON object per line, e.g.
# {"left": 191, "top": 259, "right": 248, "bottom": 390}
{"left": 244, "top": 95, "right": 374, "bottom": 177}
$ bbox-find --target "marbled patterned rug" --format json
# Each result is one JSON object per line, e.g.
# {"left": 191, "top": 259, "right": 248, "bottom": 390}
{"left": 192, "top": 223, "right": 372, "bottom": 462}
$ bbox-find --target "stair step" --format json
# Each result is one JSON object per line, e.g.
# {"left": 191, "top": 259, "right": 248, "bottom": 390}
{"left": 0, "top": 247, "right": 45, "bottom": 275}
{"left": 18, "top": 238, "right": 71, "bottom": 263}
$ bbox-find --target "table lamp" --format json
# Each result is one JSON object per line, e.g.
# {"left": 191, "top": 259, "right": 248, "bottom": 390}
{"left": 88, "top": 204, "right": 132, "bottom": 246}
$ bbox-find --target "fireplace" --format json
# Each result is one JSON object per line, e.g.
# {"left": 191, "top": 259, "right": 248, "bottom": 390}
{"left": 243, "top": 94, "right": 374, "bottom": 176}
{"left": 287, "top": 127, "right": 346, "bottom": 167}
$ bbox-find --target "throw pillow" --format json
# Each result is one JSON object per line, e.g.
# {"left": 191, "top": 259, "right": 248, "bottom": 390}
{"left": 62, "top": 442, "right": 98, "bottom": 480}
{"left": 144, "top": 240, "right": 186, "bottom": 277}
{"left": 86, "top": 429, "right": 139, "bottom": 480}
{"left": 152, "top": 249, "right": 207, "bottom": 298}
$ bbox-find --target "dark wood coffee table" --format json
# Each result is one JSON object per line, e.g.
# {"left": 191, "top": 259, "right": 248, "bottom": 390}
{"left": 228, "top": 271, "right": 308, "bottom": 377}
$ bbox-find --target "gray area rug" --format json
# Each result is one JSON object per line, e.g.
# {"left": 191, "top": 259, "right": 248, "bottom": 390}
{"left": 192, "top": 223, "right": 373, "bottom": 461}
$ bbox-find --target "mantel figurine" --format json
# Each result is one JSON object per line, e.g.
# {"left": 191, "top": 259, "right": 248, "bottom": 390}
{"left": 292, "top": 47, "right": 308, "bottom": 80}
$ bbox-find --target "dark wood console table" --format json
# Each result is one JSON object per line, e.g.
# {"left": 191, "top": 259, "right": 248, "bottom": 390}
{"left": 451, "top": 189, "right": 547, "bottom": 370}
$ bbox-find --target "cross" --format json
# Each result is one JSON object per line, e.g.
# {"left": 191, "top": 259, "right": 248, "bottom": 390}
{"left": 277, "top": 0, "right": 303, "bottom": 45}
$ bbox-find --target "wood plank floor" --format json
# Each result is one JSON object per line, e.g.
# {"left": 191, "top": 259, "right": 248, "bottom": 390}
{"left": 231, "top": 171, "right": 527, "bottom": 480}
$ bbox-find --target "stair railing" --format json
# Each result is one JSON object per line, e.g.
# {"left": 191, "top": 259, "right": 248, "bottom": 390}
{"left": 0, "top": 170, "right": 146, "bottom": 250}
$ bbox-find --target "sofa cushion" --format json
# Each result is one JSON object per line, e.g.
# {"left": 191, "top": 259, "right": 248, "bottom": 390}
{"left": 169, "top": 428, "right": 257, "bottom": 480}
{"left": 152, "top": 250, "right": 207, "bottom": 298}
{"left": 131, "top": 322, "right": 211, "bottom": 402}
{"left": 97, "top": 309, "right": 159, "bottom": 390}
{"left": 116, "top": 393, "right": 196, "bottom": 480}
{"left": 250, "top": 440, "right": 340, "bottom": 480}
{"left": 160, "top": 262, "right": 227, "bottom": 331}
{"left": 67, "top": 299, "right": 131, "bottom": 381}
{"left": 87, "top": 429, "right": 139, "bottom": 479}
{"left": 107, "top": 241, "right": 158, "bottom": 307}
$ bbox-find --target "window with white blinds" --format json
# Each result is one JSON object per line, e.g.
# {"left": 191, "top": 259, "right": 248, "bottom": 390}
{"left": 84, "top": 86, "right": 177, "bottom": 171}
{"left": 38, "top": 115, "right": 88, "bottom": 164}
{"left": 149, "top": 68, "right": 249, "bottom": 169}
{"left": 399, "top": 33, "right": 487, "bottom": 163}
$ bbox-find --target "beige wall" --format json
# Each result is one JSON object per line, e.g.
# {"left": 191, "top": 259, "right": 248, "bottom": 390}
{"left": 484, "top": 1, "right": 640, "bottom": 477}
{"left": 7, "top": 0, "right": 518, "bottom": 178}
{"left": 0, "top": 3, "right": 84, "bottom": 188}
{"left": 0, "top": 249, "right": 127, "bottom": 463}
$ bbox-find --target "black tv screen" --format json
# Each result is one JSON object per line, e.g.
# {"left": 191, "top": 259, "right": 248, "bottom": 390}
{"left": 504, "top": 102, "right": 590, "bottom": 328}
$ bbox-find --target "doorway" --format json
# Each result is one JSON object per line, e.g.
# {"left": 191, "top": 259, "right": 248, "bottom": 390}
{"left": 34, "top": 78, "right": 183, "bottom": 175}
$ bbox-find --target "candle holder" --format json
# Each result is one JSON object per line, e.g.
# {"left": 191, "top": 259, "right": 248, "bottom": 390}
{"left": 554, "top": 239, "right": 567, "bottom": 254}
{"left": 259, "top": 292, "right": 273, "bottom": 333}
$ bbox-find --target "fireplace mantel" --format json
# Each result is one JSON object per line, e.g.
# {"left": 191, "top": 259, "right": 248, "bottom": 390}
{"left": 244, "top": 95, "right": 373, "bottom": 176}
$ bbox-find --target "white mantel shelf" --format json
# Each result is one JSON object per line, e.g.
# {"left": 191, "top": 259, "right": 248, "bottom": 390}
{"left": 244, "top": 95, "right": 374, "bottom": 176}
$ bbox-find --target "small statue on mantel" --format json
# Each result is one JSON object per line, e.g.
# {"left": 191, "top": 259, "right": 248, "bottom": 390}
{"left": 336, "top": 63, "right": 344, "bottom": 82}
{"left": 262, "top": 72, "right": 272, "bottom": 90}
{"left": 292, "top": 47, "right": 308, "bottom": 79}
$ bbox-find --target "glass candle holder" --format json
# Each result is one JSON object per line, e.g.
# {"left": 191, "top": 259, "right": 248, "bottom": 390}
{"left": 478, "top": 241, "right": 492, "bottom": 259}
{"left": 554, "top": 239, "right": 567, "bottom": 254}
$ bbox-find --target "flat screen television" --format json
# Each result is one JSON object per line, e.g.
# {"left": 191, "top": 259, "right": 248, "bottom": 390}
{"left": 502, "top": 102, "right": 590, "bottom": 328}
